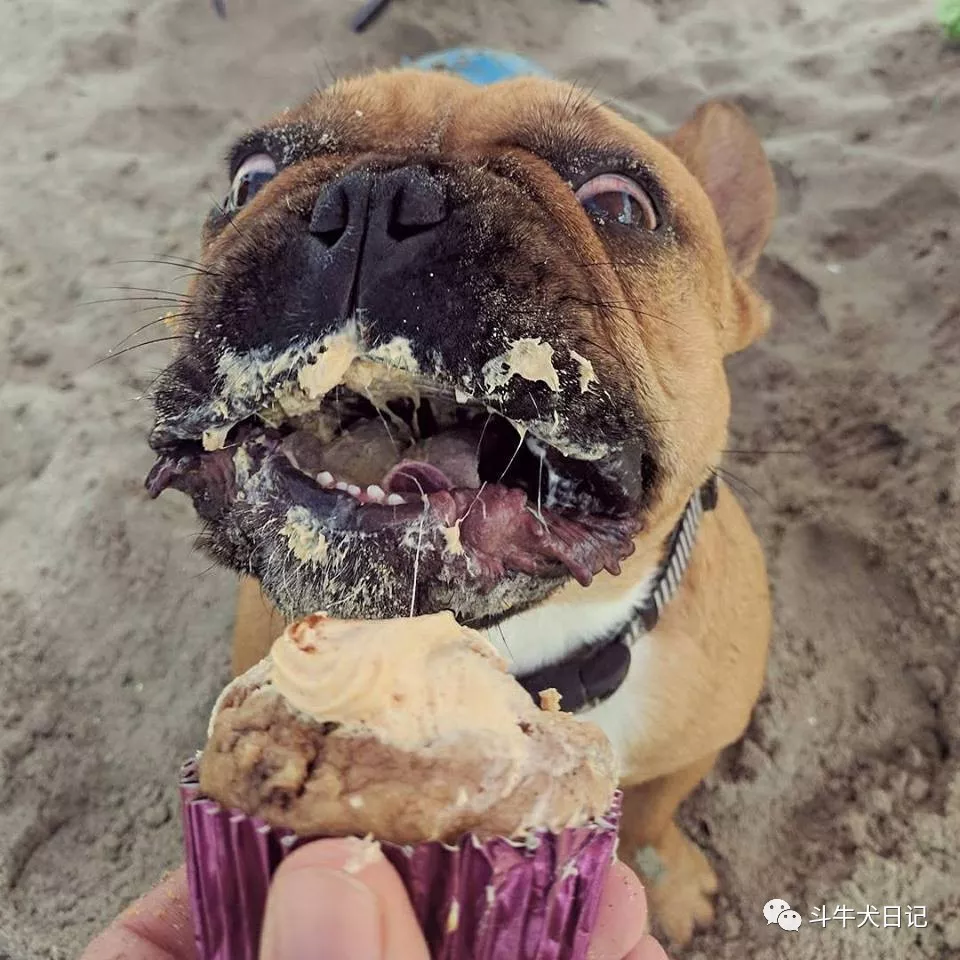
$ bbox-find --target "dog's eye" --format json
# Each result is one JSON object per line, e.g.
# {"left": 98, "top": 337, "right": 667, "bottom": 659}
{"left": 228, "top": 153, "right": 277, "bottom": 211}
{"left": 575, "top": 174, "right": 658, "bottom": 230}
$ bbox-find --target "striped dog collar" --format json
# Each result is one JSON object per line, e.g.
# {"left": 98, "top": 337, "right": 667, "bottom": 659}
{"left": 517, "top": 474, "right": 720, "bottom": 714}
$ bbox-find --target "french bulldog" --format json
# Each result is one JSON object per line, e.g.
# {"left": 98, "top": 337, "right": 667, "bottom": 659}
{"left": 146, "top": 65, "right": 775, "bottom": 945}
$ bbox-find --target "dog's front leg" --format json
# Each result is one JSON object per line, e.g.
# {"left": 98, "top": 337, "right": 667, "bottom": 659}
{"left": 232, "top": 577, "right": 286, "bottom": 676}
{"left": 618, "top": 752, "right": 721, "bottom": 947}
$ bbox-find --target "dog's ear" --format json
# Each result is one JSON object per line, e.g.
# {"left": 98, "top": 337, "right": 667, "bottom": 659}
{"left": 666, "top": 101, "right": 776, "bottom": 352}
{"left": 666, "top": 101, "right": 776, "bottom": 279}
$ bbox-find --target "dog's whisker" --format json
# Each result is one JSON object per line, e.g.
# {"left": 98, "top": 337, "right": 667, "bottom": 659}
{"left": 122, "top": 303, "right": 191, "bottom": 319}
{"left": 114, "top": 257, "right": 220, "bottom": 278}
{"left": 141, "top": 310, "right": 193, "bottom": 327}
{"left": 188, "top": 560, "right": 222, "bottom": 582}
{"left": 569, "top": 332, "right": 621, "bottom": 365}
{"left": 114, "top": 271, "right": 202, "bottom": 286}
{"left": 99, "top": 285, "right": 190, "bottom": 298}
{"left": 142, "top": 364, "right": 175, "bottom": 397}
{"left": 91, "top": 336, "right": 190, "bottom": 368}
{"left": 722, "top": 448, "right": 808, "bottom": 457}
{"left": 564, "top": 294, "right": 690, "bottom": 332}
{"left": 564, "top": 59, "right": 661, "bottom": 122}
{"left": 555, "top": 75, "right": 603, "bottom": 128}
{"left": 116, "top": 255, "right": 205, "bottom": 267}
{"left": 714, "top": 466, "right": 771, "bottom": 505}
{"left": 559, "top": 78, "right": 593, "bottom": 123}
{"left": 225, "top": 216, "right": 250, "bottom": 244}
{"left": 637, "top": 311, "right": 691, "bottom": 334}
{"left": 575, "top": 258, "right": 671, "bottom": 269}
{"left": 80, "top": 296, "right": 184, "bottom": 307}
{"left": 496, "top": 624, "right": 515, "bottom": 664}
{"left": 213, "top": 197, "right": 258, "bottom": 246}
{"left": 112, "top": 316, "right": 186, "bottom": 351}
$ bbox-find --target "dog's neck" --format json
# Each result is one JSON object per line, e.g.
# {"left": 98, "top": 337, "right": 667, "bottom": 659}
{"left": 484, "top": 570, "right": 659, "bottom": 676}
{"left": 485, "top": 476, "right": 718, "bottom": 685}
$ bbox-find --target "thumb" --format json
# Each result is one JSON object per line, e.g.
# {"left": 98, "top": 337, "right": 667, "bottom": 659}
{"left": 259, "top": 837, "right": 430, "bottom": 960}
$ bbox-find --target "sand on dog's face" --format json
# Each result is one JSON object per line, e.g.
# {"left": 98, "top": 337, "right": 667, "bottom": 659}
{"left": 143, "top": 66, "right": 759, "bottom": 629}
{"left": 1, "top": 2, "right": 958, "bottom": 959}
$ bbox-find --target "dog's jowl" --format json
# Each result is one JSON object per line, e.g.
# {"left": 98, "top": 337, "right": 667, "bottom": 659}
{"left": 146, "top": 68, "right": 776, "bottom": 945}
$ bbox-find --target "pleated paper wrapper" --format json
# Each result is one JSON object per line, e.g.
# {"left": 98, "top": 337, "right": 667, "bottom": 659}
{"left": 179, "top": 758, "right": 621, "bottom": 960}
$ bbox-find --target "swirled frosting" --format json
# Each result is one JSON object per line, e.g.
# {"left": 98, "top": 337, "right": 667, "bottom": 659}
{"left": 270, "top": 611, "right": 531, "bottom": 748}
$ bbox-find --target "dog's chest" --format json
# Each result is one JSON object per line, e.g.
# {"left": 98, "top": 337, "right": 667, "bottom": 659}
{"left": 484, "top": 572, "right": 658, "bottom": 768}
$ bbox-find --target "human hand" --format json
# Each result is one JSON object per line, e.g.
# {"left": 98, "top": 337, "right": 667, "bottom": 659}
{"left": 81, "top": 837, "right": 669, "bottom": 960}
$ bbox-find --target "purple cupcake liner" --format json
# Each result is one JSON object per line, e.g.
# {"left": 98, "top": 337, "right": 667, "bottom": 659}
{"left": 180, "top": 758, "right": 621, "bottom": 960}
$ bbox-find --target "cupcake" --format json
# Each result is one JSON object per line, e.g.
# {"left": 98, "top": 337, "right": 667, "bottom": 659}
{"left": 180, "top": 611, "right": 622, "bottom": 960}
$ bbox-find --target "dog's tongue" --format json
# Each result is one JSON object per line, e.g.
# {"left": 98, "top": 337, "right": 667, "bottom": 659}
{"left": 424, "top": 486, "right": 633, "bottom": 587}
{"left": 283, "top": 423, "right": 481, "bottom": 494}
{"left": 383, "top": 461, "right": 452, "bottom": 494}
{"left": 383, "top": 432, "right": 480, "bottom": 494}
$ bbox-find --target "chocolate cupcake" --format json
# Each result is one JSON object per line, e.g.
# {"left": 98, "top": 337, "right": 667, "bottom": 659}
{"left": 181, "top": 611, "right": 622, "bottom": 960}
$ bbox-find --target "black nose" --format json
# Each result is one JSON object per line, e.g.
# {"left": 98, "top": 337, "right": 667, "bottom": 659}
{"left": 309, "top": 167, "right": 449, "bottom": 250}
{"left": 298, "top": 166, "right": 455, "bottom": 352}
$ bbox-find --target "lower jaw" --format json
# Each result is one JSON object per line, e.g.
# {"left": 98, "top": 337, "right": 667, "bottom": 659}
{"left": 147, "top": 432, "right": 640, "bottom": 612}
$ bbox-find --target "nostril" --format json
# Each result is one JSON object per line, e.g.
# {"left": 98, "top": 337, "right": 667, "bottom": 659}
{"left": 386, "top": 176, "right": 448, "bottom": 242}
{"left": 386, "top": 218, "right": 438, "bottom": 243}
{"left": 309, "top": 168, "right": 449, "bottom": 248}
{"left": 309, "top": 184, "right": 350, "bottom": 247}
{"left": 312, "top": 226, "right": 347, "bottom": 247}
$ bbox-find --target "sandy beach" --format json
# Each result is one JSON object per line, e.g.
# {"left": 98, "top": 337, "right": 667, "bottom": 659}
{"left": 0, "top": 0, "right": 958, "bottom": 957}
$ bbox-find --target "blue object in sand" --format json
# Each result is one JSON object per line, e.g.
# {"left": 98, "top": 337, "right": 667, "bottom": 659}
{"left": 406, "top": 48, "right": 549, "bottom": 86}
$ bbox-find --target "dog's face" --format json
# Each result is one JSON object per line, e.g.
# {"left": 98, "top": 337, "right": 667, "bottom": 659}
{"left": 147, "top": 71, "right": 775, "bottom": 623}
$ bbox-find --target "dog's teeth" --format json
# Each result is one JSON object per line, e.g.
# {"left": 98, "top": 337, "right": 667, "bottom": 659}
{"left": 347, "top": 484, "right": 362, "bottom": 497}
{"left": 386, "top": 493, "right": 405, "bottom": 506}
{"left": 317, "top": 471, "right": 334, "bottom": 487}
{"left": 335, "top": 481, "right": 349, "bottom": 491}
{"left": 366, "top": 484, "right": 385, "bottom": 502}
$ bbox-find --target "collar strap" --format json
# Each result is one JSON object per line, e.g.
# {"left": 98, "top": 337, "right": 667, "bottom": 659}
{"left": 517, "top": 474, "right": 719, "bottom": 714}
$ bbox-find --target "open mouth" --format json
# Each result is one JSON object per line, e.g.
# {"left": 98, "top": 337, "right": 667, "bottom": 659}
{"left": 146, "top": 355, "right": 642, "bottom": 594}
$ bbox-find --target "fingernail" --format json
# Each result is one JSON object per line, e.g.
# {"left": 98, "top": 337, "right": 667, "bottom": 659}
{"left": 260, "top": 863, "right": 382, "bottom": 960}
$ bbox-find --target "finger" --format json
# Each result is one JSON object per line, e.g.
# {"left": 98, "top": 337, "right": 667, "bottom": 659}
{"left": 260, "top": 836, "right": 430, "bottom": 960}
{"left": 623, "top": 934, "right": 671, "bottom": 960}
{"left": 79, "top": 865, "right": 196, "bottom": 960}
{"left": 588, "top": 860, "right": 649, "bottom": 960}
